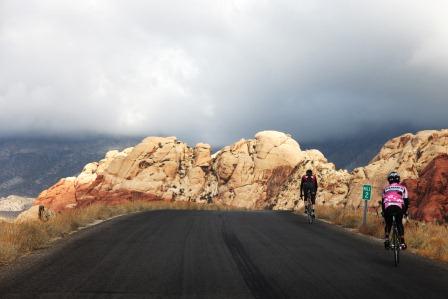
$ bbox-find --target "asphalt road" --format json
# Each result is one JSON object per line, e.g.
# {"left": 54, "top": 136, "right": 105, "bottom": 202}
{"left": 0, "top": 210, "right": 447, "bottom": 299}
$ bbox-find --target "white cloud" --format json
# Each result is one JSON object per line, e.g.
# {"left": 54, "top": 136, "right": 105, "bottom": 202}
{"left": 1, "top": 0, "right": 447, "bottom": 144}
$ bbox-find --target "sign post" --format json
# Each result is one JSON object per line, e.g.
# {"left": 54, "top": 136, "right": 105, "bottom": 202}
{"left": 362, "top": 184, "right": 372, "bottom": 226}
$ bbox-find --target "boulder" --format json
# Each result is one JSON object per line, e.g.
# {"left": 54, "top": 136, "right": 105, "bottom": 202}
{"left": 15, "top": 205, "right": 54, "bottom": 223}
{"left": 211, "top": 131, "right": 302, "bottom": 208}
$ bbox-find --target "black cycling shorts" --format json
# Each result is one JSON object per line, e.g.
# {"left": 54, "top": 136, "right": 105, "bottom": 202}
{"left": 303, "top": 189, "right": 316, "bottom": 205}
{"left": 384, "top": 205, "right": 404, "bottom": 236}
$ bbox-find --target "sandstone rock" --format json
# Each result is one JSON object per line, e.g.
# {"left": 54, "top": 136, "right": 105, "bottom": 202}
{"left": 15, "top": 205, "right": 54, "bottom": 223}
{"left": 403, "top": 154, "right": 448, "bottom": 223}
{"left": 35, "top": 131, "right": 303, "bottom": 211}
{"left": 35, "top": 137, "right": 215, "bottom": 210}
{"left": 345, "top": 129, "right": 448, "bottom": 210}
{"left": 194, "top": 143, "right": 212, "bottom": 167}
{"left": 211, "top": 131, "right": 302, "bottom": 208}
{"left": 36, "top": 177, "right": 78, "bottom": 212}
{"left": 273, "top": 150, "right": 351, "bottom": 210}
{"left": 33, "top": 129, "right": 448, "bottom": 224}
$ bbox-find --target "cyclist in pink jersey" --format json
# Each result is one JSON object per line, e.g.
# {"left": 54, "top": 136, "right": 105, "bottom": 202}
{"left": 381, "top": 171, "right": 410, "bottom": 250}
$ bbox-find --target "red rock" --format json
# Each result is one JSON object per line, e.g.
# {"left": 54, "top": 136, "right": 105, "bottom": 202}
{"left": 35, "top": 178, "right": 77, "bottom": 212}
{"left": 35, "top": 175, "right": 164, "bottom": 212}
{"left": 403, "top": 154, "right": 448, "bottom": 223}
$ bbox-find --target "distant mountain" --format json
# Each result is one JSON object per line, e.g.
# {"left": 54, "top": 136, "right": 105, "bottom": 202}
{"left": 0, "top": 195, "right": 34, "bottom": 219}
{"left": 302, "top": 136, "right": 384, "bottom": 170}
{"left": 0, "top": 195, "right": 34, "bottom": 211}
{"left": 0, "top": 136, "right": 140, "bottom": 197}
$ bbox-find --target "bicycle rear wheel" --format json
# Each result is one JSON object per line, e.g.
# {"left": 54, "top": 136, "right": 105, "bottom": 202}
{"left": 306, "top": 191, "right": 313, "bottom": 224}
{"left": 392, "top": 218, "right": 400, "bottom": 267}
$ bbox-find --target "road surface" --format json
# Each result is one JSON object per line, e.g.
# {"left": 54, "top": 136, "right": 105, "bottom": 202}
{"left": 0, "top": 210, "right": 447, "bottom": 298}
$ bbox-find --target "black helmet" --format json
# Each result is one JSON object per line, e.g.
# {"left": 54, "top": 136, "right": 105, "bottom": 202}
{"left": 306, "top": 169, "right": 313, "bottom": 176}
{"left": 387, "top": 171, "right": 400, "bottom": 183}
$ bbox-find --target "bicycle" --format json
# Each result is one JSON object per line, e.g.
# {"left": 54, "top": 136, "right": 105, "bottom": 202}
{"left": 389, "top": 214, "right": 401, "bottom": 267}
{"left": 304, "top": 189, "right": 314, "bottom": 224}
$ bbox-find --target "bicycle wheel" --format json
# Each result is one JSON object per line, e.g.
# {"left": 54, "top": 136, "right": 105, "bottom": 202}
{"left": 307, "top": 191, "right": 313, "bottom": 224}
{"left": 392, "top": 217, "right": 400, "bottom": 267}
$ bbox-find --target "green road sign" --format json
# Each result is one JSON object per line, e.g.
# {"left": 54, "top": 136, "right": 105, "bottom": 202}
{"left": 362, "top": 184, "right": 372, "bottom": 200}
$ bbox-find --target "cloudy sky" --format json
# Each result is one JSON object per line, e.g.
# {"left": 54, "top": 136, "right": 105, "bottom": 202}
{"left": 1, "top": 0, "right": 447, "bottom": 145}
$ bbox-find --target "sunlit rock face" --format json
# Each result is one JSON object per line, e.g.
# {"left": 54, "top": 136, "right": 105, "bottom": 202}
{"left": 34, "top": 129, "right": 448, "bottom": 223}
{"left": 35, "top": 131, "right": 306, "bottom": 210}
{"left": 35, "top": 137, "right": 216, "bottom": 211}
{"left": 211, "top": 131, "right": 302, "bottom": 209}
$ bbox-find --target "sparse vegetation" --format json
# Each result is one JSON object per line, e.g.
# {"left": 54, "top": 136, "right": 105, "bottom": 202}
{"left": 312, "top": 205, "right": 448, "bottom": 263}
{"left": 0, "top": 201, "right": 240, "bottom": 265}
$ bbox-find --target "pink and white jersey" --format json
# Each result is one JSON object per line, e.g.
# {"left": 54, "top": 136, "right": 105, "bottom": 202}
{"left": 382, "top": 183, "right": 408, "bottom": 209}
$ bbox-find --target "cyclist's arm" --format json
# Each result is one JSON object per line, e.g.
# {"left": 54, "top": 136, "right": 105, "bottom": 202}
{"left": 314, "top": 176, "right": 318, "bottom": 193}
{"left": 381, "top": 191, "right": 386, "bottom": 215}
{"left": 403, "top": 187, "right": 409, "bottom": 214}
{"left": 300, "top": 177, "right": 303, "bottom": 197}
{"left": 403, "top": 198, "right": 409, "bottom": 214}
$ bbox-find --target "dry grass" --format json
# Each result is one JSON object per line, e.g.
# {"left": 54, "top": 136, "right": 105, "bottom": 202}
{"left": 406, "top": 221, "right": 448, "bottom": 262}
{"left": 315, "top": 205, "right": 362, "bottom": 229}
{"left": 0, "top": 200, "right": 239, "bottom": 265}
{"left": 312, "top": 205, "right": 448, "bottom": 263}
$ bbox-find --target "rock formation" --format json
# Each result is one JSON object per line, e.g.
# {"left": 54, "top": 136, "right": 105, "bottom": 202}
{"left": 273, "top": 150, "right": 351, "bottom": 210}
{"left": 211, "top": 131, "right": 302, "bottom": 208}
{"left": 403, "top": 154, "right": 448, "bottom": 223}
{"left": 15, "top": 205, "right": 54, "bottom": 223}
{"left": 36, "top": 131, "right": 308, "bottom": 210}
{"left": 344, "top": 129, "right": 448, "bottom": 210}
{"left": 36, "top": 136, "right": 216, "bottom": 211}
{"left": 33, "top": 129, "right": 448, "bottom": 223}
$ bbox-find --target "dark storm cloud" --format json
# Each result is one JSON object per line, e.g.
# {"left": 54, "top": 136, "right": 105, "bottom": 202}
{"left": 1, "top": 0, "right": 447, "bottom": 145}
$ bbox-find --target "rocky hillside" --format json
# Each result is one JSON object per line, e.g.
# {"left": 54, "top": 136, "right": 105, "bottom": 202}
{"left": 34, "top": 129, "right": 448, "bottom": 223}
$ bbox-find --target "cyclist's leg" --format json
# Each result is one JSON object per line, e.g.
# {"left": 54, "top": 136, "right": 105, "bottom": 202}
{"left": 383, "top": 207, "right": 393, "bottom": 248}
{"left": 395, "top": 209, "right": 407, "bottom": 249}
{"left": 396, "top": 211, "right": 404, "bottom": 236}
{"left": 384, "top": 209, "right": 392, "bottom": 237}
{"left": 311, "top": 192, "right": 316, "bottom": 216}
{"left": 303, "top": 190, "right": 307, "bottom": 213}
{"left": 303, "top": 188, "right": 310, "bottom": 213}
